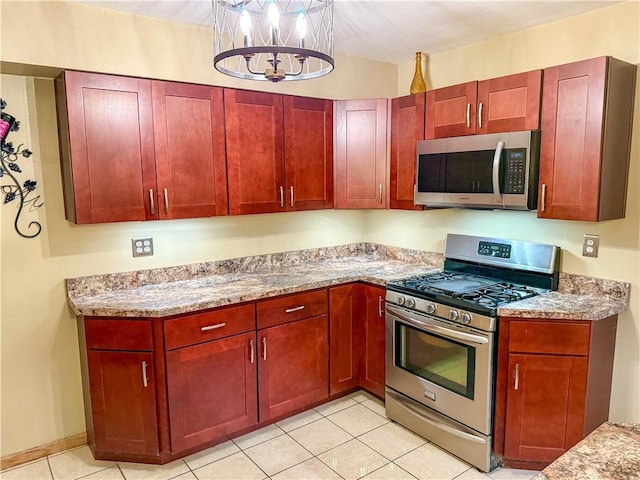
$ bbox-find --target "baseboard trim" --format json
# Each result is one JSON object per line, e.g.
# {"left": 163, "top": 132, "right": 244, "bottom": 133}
{"left": 1, "top": 432, "right": 87, "bottom": 471}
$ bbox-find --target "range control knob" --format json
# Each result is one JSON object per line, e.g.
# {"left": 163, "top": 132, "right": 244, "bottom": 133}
{"left": 448, "top": 309, "right": 460, "bottom": 321}
{"left": 460, "top": 313, "right": 472, "bottom": 324}
{"left": 397, "top": 295, "right": 406, "bottom": 306}
{"left": 406, "top": 298, "right": 416, "bottom": 308}
{"left": 425, "top": 303, "right": 436, "bottom": 314}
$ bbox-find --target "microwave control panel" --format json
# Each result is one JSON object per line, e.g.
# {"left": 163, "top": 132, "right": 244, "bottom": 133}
{"left": 503, "top": 148, "right": 527, "bottom": 194}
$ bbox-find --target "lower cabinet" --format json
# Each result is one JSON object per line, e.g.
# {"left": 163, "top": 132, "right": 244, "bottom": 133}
{"left": 328, "top": 283, "right": 386, "bottom": 398}
{"left": 494, "top": 315, "right": 618, "bottom": 469}
{"left": 258, "top": 315, "right": 329, "bottom": 421}
{"left": 166, "top": 332, "right": 258, "bottom": 453}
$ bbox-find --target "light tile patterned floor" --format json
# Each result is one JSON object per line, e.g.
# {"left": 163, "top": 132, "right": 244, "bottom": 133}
{"left": 1, "top": 391, "right": 540, "bottom": 480}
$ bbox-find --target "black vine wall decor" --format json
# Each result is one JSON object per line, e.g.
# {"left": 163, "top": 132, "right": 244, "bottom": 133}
{"left": 0, "top": 97, "right": 44, "bottom": 238}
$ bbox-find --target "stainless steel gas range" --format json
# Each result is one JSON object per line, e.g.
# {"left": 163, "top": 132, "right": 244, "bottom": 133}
{"left": 385, "top": 234, "right": 560, "bottom": 472}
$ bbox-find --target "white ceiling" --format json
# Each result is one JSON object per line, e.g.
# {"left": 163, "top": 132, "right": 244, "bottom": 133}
{"left": 71, "top": 0, "right": 620, "bottom": 64}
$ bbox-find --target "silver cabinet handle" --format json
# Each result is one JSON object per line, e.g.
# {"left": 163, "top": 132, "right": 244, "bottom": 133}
{"left": 514, "top": 363, "right": 520, "bottom": 391}
{"left": 163, "top": 188, "right": 169, "bottom": 214}
{"left": 250, "top": 339, "right": 255, "bottom": 364}
{"left": 379, "top": 184, "right": 383, "bottom": 204}
{"left": 466, "top": 103, "right": 471, "bottom": 129}
{"left": 290, "top": 186, "right": 294, "bottom": 208}
{"left": 492, "top": 140, "right": 505, "bottom": 203}
{"left": 285, "top": 305, "right": 305, "bottom": 313}
{"left": 279, "top": 186, "right": 284, "bottom": 208}
{"left": 149, "top": 189, "right": 155, "bottom": 215}
{"left": 541, "top": 183, "right": 547, "bottom": 212}
{"left": 201, "top": 322, "right": 226, "bottom": 332}
{"left": 262, "top": 337, "right": 267, "bottom": 361}
{"left": 378, "top": 296, "right": 384, "bottom": 318}
{"left": 142, "top": 361, "right": 149, "bottom": 388}
{"left": 478, "top": 102, "right": 483, "bottom": 129}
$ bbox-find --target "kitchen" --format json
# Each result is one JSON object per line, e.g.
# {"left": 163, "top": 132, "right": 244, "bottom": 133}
{"left": 1, "top": 1, "right": 639, "bottom": 479}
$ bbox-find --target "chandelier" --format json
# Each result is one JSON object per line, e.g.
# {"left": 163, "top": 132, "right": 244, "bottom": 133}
{"left": 212, "top": 0, "right": 335, "bottom": 82}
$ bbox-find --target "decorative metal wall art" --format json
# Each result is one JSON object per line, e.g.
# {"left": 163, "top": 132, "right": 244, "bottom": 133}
{"left": 0, "top": 98, "right": 43, "bottom": 238}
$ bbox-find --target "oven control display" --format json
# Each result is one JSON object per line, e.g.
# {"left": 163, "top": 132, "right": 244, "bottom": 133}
{"left": 478, "top": 241, "right": 511, "bottom": 258}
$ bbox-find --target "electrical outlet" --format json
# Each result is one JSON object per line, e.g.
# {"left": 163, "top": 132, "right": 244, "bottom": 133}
{"left": 132, "top": 237, "right": 154, "bottom": 257}
{"left": 582, "top": 234, "right": 599, "bottom": 258}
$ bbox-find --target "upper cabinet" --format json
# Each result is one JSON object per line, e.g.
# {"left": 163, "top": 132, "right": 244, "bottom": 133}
{"left": 334, "top": 99, "right": 388, "bottom": 209}
{"left": 537, "top": 56, "right": 637, "bottom": 221}
{"left": 151, "top": 81, "right": 228, "bottom": 219}
{"left": 225, "top": 90, "right": 333, "bottom": 215}
{"left": 56, "top": 71, "right": 229, "bottom": 224}
{"left": 56, "top": 71, "right": 157, "bottom": 224}
{"left": 425, "top": 70, "right": 542, "bottom": 139}
{"left": 389, "top": 93, "right": 425, "bottom": 210}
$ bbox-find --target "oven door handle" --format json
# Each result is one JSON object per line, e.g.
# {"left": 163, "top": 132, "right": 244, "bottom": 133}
{"left": 387, "top": 390, "right": 487, "bottom": 445}
{"left": 387, "top": 305, "right": 489, "bottom": 345}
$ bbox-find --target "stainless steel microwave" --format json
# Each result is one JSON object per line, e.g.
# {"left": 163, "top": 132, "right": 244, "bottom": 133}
{"left": 414, "top": 130, "right": 541, "bottom": 210}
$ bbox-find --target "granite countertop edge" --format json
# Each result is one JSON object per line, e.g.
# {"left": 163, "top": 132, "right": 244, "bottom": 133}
{"left": 65, "top": 243, "right": 631, "bottom": 320}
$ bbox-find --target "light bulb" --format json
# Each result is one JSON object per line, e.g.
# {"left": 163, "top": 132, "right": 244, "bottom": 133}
{"left": 240, "top": 9, "right": 252, "bottom": 47}
{"left": 296, "top": 13, "right": 307, "bottom": 48}
{"left": 267, "top": 3, "right": 280, "bottom": 30}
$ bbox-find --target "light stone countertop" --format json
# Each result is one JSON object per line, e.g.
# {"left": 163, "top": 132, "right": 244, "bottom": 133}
{"left": 65, "top": 243, "right": 630, "bottom": 320}
{"left": 533, "top": 422, "right": 640, "bottom": 480}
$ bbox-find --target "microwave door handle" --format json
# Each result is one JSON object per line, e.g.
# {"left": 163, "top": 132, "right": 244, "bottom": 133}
{"left": 492, "top": 140, "right": 505, "bottom": 203}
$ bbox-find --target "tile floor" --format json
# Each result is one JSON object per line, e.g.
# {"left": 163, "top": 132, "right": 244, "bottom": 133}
{"left": 1, "top": 391, "right": 540, "bottom": 480}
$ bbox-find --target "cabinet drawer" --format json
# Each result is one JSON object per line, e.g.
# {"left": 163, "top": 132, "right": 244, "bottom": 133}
{"left": 164, "top": 304, "right": 256, "bottom": 350}
{"left": 509, "top": 321, "right": 590, "bottom": 356}
{"left": 85, "top": 318, "right": 153, "bottom": 351}
{"left": 257, "top": 289, "right": 328, "bottom": 329}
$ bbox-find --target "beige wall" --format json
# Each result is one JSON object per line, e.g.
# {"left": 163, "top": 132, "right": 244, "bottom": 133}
{"left": 380, "top": 0, "right": 640, "bottom": 421}
{"left": 1, "top": 0, "right": 639, "bottom": 459}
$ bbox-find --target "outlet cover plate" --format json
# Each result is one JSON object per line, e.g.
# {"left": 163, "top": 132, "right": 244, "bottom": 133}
{"left": 582, "top": 234, "right": 599, "bottom": 258}
{"left": 132, "top": 237, "right": 154, "bottom": 257}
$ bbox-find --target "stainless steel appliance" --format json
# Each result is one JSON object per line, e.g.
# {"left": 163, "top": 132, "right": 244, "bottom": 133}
{"left": 414, "top": 130, "right": 541, "bottom": 210}
{"left": 385, "top": 234, "right": 560, "bottom": 472}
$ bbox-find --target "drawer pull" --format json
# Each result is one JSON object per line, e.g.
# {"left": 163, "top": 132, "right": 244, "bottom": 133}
{"left": 285, "top": 305, "right": 305, "bottom": 313}
{"left": 514, "top": 363, "right": 520, "bottom": 391}
{"left": 201, "top": 322, "right": 226, "bottom": 332}
{"left": 142, "top": 361, "right": 149, "bottom": 388}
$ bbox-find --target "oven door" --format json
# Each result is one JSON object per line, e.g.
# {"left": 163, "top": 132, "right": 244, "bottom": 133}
{"left": 385, "top": 303, "right": 494, "bottom": 435}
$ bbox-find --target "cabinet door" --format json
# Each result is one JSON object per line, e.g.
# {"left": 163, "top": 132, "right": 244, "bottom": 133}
{"left": 504, "top": 354, "right": 588, "bottom": 463}
{"left": 390, "top": 94, "right": 424, "bottom": 210}
{"left": 87, "top": 351, "right": 159, "bottom": 456}
{"left": 152, "top": 81, "right": 228, "bottom": 219}
{"left": 334, "top": 99, "right": 388, "bottom": 208}
{"left": 57, "top": 71, "right": 156, "bottom": 223}
{"left": 537, "top": 57, "right": 607, "bottom": 221}
{"left": 166, "top": 332, "right": 258, "bottom": 453}
{"left": 284, "top": 96, "right": 333, "bottom": 211}
{"left": 476, "top": 70, "right": 542, "bottom": 135}
{"left": 425, "top": 81, "right": 477, "bottom": 139}
{"left": 329, "top": 284, "right": 363, "bottom": 394}
{"left": 361, "top": 285, "right": 386, "bottom": 398}
{"left": 258, "top": 315, "right": 329, "bottom": 421}
{"left": 225, "top": 89, "right": 285, "bottom": 215}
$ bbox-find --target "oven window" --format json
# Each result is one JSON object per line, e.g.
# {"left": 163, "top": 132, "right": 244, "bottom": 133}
{"left": 395, "top": 322, "right": 476, "bottom": 399}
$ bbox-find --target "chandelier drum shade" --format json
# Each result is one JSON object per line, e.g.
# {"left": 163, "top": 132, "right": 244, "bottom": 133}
{"left": 212, "top": 0, "right": 334, "bottom": 82}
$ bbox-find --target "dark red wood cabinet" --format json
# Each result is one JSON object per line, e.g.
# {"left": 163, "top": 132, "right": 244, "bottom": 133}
{"left": 389, "top": 93, "right": 425, "bottom": 210}
{"left": 328, "top": 283, "right": 386, "bottom": 398}
{"left": 425, "top": 70, "right": 542, "bottom": 139}
{"left": 56, "top": 71, "right": 229, "bottom": 223}
{"left": 334, "top": 99, "right": 388, "bottom": 208}
{"left": 225, "top": 90, "right": 333, "bottom": 215}
{"left": 494, "top": 316, "right": 618, "bottom": 470}
{"left": 152, "top": 81, "right": 228, "bottom": 219}
{"left": 56, "top": 71, "right": 157, "bottom": 224}
{"left": 537, "top": 56, "right": 636, "bottom": 221}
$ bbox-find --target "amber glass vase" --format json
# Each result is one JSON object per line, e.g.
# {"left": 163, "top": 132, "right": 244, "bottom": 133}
{"left": 410, "top": 52, "right": 427, "bottom": 95}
